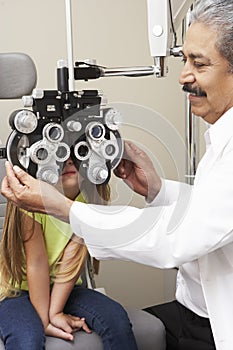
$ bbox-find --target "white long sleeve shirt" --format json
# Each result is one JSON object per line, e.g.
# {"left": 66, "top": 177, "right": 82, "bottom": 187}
{"left": 70, "top": 107, "right": 233, "bottom": 350}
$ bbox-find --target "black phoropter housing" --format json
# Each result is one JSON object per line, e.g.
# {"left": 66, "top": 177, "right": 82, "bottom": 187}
{"left": 3, "top": 62, "right": 123, "bottom": 185}
{"left": 74, "top": 61, "right": 103, "bottom": 81}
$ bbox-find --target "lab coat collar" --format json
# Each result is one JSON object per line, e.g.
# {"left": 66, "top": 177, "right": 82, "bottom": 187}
{"left": 206, "top": 107, "right": 233, "bottom": 154}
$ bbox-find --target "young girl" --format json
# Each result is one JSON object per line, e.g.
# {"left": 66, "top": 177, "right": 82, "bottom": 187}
{"left": 0, "top": 157, "right": 138, "bottom": 350}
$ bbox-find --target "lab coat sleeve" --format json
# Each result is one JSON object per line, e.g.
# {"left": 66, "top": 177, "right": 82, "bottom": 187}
{"left": 147, "top": 178, "right": 190, "bottom": 207}
{"left": 69, "top": 153, "right": 233, "bottom": 268}
{"left": 70, "top": 201, "right": 178, "bottom": 268}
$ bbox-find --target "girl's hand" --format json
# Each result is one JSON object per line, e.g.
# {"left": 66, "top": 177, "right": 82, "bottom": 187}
{"left": 45, "top": 322, "right": 75, "bottom": 341}
{"left": 50, "top": 312, "right": 92, "bottom": 339}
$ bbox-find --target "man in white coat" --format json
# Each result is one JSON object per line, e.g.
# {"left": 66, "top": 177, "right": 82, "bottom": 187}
{"left": 2, "top": 0, "right": 233, "bottom": 349}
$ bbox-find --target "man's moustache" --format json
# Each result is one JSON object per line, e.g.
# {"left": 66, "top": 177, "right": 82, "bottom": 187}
{"left": 182, "top": 84, "right": 207, "bottom": 97}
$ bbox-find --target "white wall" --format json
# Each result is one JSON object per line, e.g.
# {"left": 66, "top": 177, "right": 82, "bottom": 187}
{"left": 0, "top": 0, "right": 190, "bottom": 308}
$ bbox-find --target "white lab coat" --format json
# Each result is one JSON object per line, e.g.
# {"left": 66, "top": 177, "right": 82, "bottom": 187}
{"left": 70, "top": 107, "right": 233, "bottom": 350}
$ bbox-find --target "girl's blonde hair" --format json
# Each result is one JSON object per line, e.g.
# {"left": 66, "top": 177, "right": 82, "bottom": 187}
{"left": 0, "top": 182, "right": 110, "bottom": 299}
{"left": 0, "top": 202, "right": 26, "bottom": 299}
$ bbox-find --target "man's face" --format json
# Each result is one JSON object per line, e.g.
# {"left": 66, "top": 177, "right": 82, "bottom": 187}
{"left": 180, "top": 22, "right": 233, "bottom": 124}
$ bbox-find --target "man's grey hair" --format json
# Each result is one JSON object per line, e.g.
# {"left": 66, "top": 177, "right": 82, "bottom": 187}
{"left": 190, "top": 0, "right": 233, "bottom": 73}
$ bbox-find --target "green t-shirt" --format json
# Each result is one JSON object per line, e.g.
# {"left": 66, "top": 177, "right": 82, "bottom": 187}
{"left": 20, "top": 193, "right": 86, "bottom": 290}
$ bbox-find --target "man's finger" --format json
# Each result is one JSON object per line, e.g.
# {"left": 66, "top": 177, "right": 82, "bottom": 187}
{"left": 12, "top": 164, "right": 36, "bottom": 187}
{"left": 1, "top": 175, "right": 16, "bottom": 202}
{"left": 125, "top": 141, "right": 146, "bottom": 158}
{"left": 2, "top": 162, "right": 42, "bottom": 212}
{"left": 114, "top": 160, "right": 128, "bottom": 179}
{"left": 4, "top": 162, "right": 27, "bottom": 192}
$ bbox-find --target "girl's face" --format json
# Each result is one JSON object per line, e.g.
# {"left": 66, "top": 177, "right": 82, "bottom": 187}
{"left": 56, "top": 158, "right": 81, "bottom": 199}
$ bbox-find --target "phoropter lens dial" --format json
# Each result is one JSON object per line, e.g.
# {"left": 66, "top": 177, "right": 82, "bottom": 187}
{"left": 86, "top": 122, "right": 105, "bottom": 141}
{"left": 43, "top": 123, "right": 64, "bottom": 143}
{"left": 74, "top": 141, "right": 91, "bottom": 161}
{"left": 55, "top": 142, "right": 70, "bottom": 162}
{"left": 30, "top": 141, "right": 57, "bottom": 165}
{"left": 11, "top": 110, "right": 38, "bottom": 134}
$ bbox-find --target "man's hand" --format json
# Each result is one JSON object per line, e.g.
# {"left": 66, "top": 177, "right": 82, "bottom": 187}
{"left": 1, "top": 161, "right": 72, "bottom": 222}
{"left": 114, "top": 141, "right": 162, "bottom": 202}
{"left": 47, "top": 312, "right": 91, "bottom": 341}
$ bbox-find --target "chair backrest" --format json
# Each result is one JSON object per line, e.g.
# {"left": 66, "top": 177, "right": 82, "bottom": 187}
{"left": 0, "top": 52, "right": 37, "bottom": 99}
